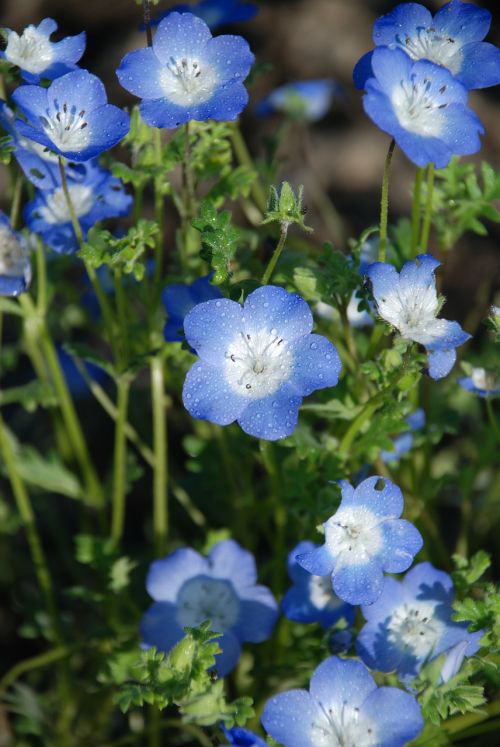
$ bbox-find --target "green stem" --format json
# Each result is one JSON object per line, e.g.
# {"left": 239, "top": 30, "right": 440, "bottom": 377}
{"left": 0, "top": 645, "right": 71, "bottom": 694}
{"left": 142, "top": 0, "right": 153, "bottom": 46}
{"left": 378, "top": 139, "right": 396, "bottom": 262}
{"left": 113, "top": 268, "right": 129, "bottom": 365}
{"left": 151, "top": 353, "right": 168, "bottom": 556}
{"left": 9, "top": 171, "right": 23, "bottom": 229}
{"left": 35, "top": 238, "right": 48, "bottom": 313}
{"left": 485, "top": 397, "right": 500, "bottom": 441}
{"left": 410, "top": 167, "right": 424, "bottom": 256}
{"left": 153, "top": 127, "right": 165, "bottom": 289}
{"left": 261, "top": 224, "right": 288, "bottom": 285}
{"left": 230, "top": 121, "right": 267, "bottom": 213}
{"left": 111, "top": 377, "right": 130, "bottom": 545}
{"left": 419, "top": 162, "right": 435, "bottom": 253}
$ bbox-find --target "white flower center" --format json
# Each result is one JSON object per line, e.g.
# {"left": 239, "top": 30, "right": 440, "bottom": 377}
{"left": 388, "top": 601, "right": 444, "bottom": 658}
{"left": 310, "top": 701, "right": 377, "bottom": 747}
{"left": 38, "top": 102, "right": 91, "bottom": 152}
{"left": 5, "top": 27, "right": 54, "bottom": 74}
{"left": 375, "top": 278, "right": 440, "bottom": 344}
{"left": 175, "top": 576, "right": 240, "bottom": 632}
{"left": 391, "top": 75, "right": 447, "bottom": 137}
{"left": 39, "top": 184, "right": 94, "bottom": 225}
{"left": 309, "top": 576, "right": 345, "bottom": 611}
{"left": 160, "top": 56, "right": 218, "bottom": 106}
{"left": 325, "top": 506, "right": 383, "bottom": 567}
{"left": 471, "top": 367, "right": 499, "bottom": 391}
{"left": 395, "top": 28, "right": 463, "bottom": 75}
{"left": 0, "top": 225, "right": 26, "bottom": 277}
{"left": 224, "top": 327, "right": 293, "bottom": 400}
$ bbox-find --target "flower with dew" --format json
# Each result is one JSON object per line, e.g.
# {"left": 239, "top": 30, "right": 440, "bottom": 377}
{"left": 0, "top": 212, "right": 31, "bottom": 296}
{"left": 367, "top": 253, "right": 471, "bottom": 380}
{"left": 1, "top": 18, "right": 85, "bottom": 84}
{"left": 256, "top": 79, "right": 339, "bottom": 122}
{"left": 458, "top": 366, "right": 500, "bottom": 397}
{"left": 380, "top": 408, "right": 426, "bottom": 463}
{"left": 162, "top": 274, "right": 223, "bottom": 344}
{"left": 140, "top": 539, "right": 278, "bottom": 676}
{"left": 354, "top": 1, "right": 500, "bottom": 92}
{"left": 297, "top": 476, "right": 423, "bottom": 606}
{"left": 182, "top": 285, "right": 342, "bottom": 440}
{"left": 24, "top": 161, "right": 132, "bottom": 254}
{"left": 261, "top": 656, "right": 424, "bottom": 747}
{"left": 220, "top": 724, "right": 267, "bottom": 747}
{"left": 361, "top": 47, "right": 483, "bottom": 168}
{"left": 117, "top": 12, "right": 254, "bottom": 129}
{"left": 356, "top": 562, "right": 482, "bottom": 681}
{"left": 12, "top": 69, "right": 130, "bottom": 162}
{"left": 282, "top": 541, "right": 355, "bottom": 629}
{"left": 154, "top": 0, "right": 258, "bottom": 31}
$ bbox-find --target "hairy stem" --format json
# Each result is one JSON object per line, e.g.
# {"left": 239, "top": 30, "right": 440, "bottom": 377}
{"left": 111, "top": 377, "right": 131, "bottom": 544}
{"left": 411, "top": 166, "right": 424, "bottom": 256}
{"left": 151, "top": 353, "right": 168, "bottom": 556}
{"left": 261, "top": 223, "right": 288, "bottom": 285}
{"left": 378, "top": 138, "right": 396, "bottom": 262}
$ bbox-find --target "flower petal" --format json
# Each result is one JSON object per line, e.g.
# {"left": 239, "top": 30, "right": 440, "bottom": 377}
{"left": 287, "top": 333, "right": 342, "bottom": 396}
{"left": 242, "top": 286, "right": 313, "bottom": 342}
{"left": 237, "top": 383, "right": 302, "bottom": 440}
{"left": 183, "top": 360, "right": 247, "bottom": 425}
{"left": 146, "top": 547, "right": 209, "bottom": 601}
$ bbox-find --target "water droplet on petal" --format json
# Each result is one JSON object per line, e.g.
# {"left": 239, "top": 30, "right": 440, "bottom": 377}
{"left": 310, "top": 342, "right": 318, "bottom": 350}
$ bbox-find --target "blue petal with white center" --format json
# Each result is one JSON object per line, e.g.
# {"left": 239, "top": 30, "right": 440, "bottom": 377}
{"left": 154, "top": 0, "right": 258, "bottom": 31}
{"left": 12, "top": 70, "right": 130, "bottom": 161}
{"left": 357, "top": 562, "right": 482, "bottom": 680}
{"left": 367, "top": 253, "right": 471, "bottom": 380}
{"left": 117, "top": 12, "right": 254, "bottom": 129}
{"left": 256, "top": 79, "right": 339, "bottom": 122}
{"left": 297, "top": 476, "right": 423, "bottom": 605}
{"left": 261, "top": 656, "right": 424, "bottom": 747}
{"left": 141, "top": 539, "right": 278, "bottom": 676}
{"left": 458, "top": 367, "right": 500, "bottom": 397}
{"left": 0, "top": 212, "right": 31, "bottom": 296}
{"left": 354, "top": 1, "right": 500, "bottom": 91}
{"left": 362, "top": 47, "right": 484, "bottom": 168}
{"left": 162, "top": 274, "right": 223, "bottom": 344}
{"left": 182, "top": 285, "right": 341, "bottom": 440}
{"left": 1, "top": 18, "right": 86, "bottom": 84}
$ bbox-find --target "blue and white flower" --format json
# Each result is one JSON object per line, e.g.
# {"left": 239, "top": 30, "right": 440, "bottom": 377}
{"left": 256, "top": 80, "right": 339, "bottom": 122}
{"left": 354, "top": 1, "right": 500, "bottom": 91}
{"left": 261, "top": 656, "right": 424, "bottom": 747}
{"left": 1, "top": 18, "right": 85, "bottom": 84}
{"left": 24, "top": 161, "right": 132, "bottom": 254}
{"left": 12, "top": 69, "right": 130, "bottom": 161}
{"left": 162, "top": 274, "right": 223, "bottom": 343}
{"left": 297, "top": 476, "right": 423, "bottom": 606}
{"left": 0, "top": 212, "right": 31, "bottom": 296}
{"left": 367, "top": 254, "right": 471, "bottom": 380}
{"left": 182, "top": 285, "right": 342, "bottom": 440}
{"left": 381, "top": 408, "right": 426, "bottom": 463}
{"left": 357, "top": 562, "right": 482, "bottom": 680}
{"left": 458, "top": 367, "right": 500, "bottom": 397}
{"left": 221, "top": 724, "right": 266, "bottom": 747}
{"left": 140, "top": 539, "right": 278, "bottom": 676}
{"left": 282, "top": 541, "right": 355, "bottom": 629}
{"left": 361, "top": 47, "right": 483, "bottom": 168}
{"left": 117, "top": 12, "right": 254, "bottom": 129}
{"left": 155, "top": 0, "right": 258, "bottom": 31}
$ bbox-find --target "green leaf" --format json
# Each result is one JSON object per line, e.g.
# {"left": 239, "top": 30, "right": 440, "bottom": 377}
{"left": 0, "top": 381, "right": 57, "bottom": 412}
{"left": 79, "top": 221, "right": 158, "bottom": 280}
{"left": 192, "top": 201, "right": 241, "bottom": 283}
{"left": 109, "top": 556, "right": 137, "bottom": 593}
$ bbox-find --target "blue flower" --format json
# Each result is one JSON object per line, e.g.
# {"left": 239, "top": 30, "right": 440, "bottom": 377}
{"left": 297, "top": 476, "right": 423, "bottom": 605}
{"left": 458, "top": 367, "right": 500, "bottom": 397}
{"left": 361, "top": 47, "right": 483, "bottom": 168}
{"left": 162, "top": 274, "right": 223, "bottom": 343}
{"left": 1, "top": 18, "right": 85, "bottom": 84}
{"left": 282, "top": 541, "right": 355, "bottom": 629}
{"left": 256, "top": 80, "right": 339, "bottom": 122}
{"left": 380, "top": 408, "right": 426, "bottom": 463}
{"left": 24, "top": 161, "right": 132, "bottom": 254}
{"left": 367, "top": 254, "right": 471, "bottom": 380}
{"left": 12, "top": 69, "right": 130, "bottom": 161}
{"left": 155, "top": 1, "right": 258, "bottom": 31}
{"left": 182, "top": 285, "right": 342, "bottom": 440}
{"left": 0, "top": 212, "right": 31, "bottom": 296}
{"left": 221, "top": 724, "right": 266, "bottom": 747}
{"left": 117, "top": 12, "right": 254, "bottom": 129}
{"left": 354, "top": 1, "right": 500, "bottom": 91}
{"left": 261, "top": 656, "right": 424, "bottom": 747}
{"left": 357, "top": 562, "right": 482, "bottom": 681}
{"left": 140, "top": 539, "right": 278, "bottom": 676}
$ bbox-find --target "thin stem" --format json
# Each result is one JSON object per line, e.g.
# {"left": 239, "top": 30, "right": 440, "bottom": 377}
{"left": 151, "top": 353, "right": 168, "bottom": 556}
{"left": 229, "top": 122, "right": 267, "bottom": 213}
{"left": 35, "top": 238, "right": 48, "bottom": 313}
{"left": 9, "top": 171, "right": 23, "bottom": 229}
{"left": 261, "top": 224, "right": 288, "bottom": 285}
{"left": 378, "top": 139, "right": 396, "bottom": 262}
{"left": 419, "top": 162, "right": 435, "bottom": 253}
{"left": 113, "top": 268, "right": 129, "bottom": 365}
{"left": 485, "top": 397, "right": 500, "bottom": 441}
{"left": 142, "top": 0, "right": 153, "bottom": 47}
{"left": 111, "top": 377, "right": 130, "bottom": 545}
{"left": 410, "top": 167, "right": 424, "bottom": 256}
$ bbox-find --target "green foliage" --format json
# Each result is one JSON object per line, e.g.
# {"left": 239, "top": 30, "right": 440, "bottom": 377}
{"left": 418, "top": 657, "right": 486, "bottom": 726}
{"left": 262, "top": 182, "right": 313, "bottom": 233}
{"left": 79, "top": 221, "right": 158, "bottom": 280}
{"left": 75, "top": 534, "right": 137, "bottom": 595}
{"left": 293, "top": 243, "right": 359, "bottom": 305}
{"left": 192, "top": 201, "right": 241, "bottom": 283}
{"left": 0, "top": 381, "right": 57, "bottom": 412}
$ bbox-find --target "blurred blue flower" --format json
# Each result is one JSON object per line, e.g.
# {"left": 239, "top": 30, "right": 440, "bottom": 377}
{"left": 24, "top": 161, "right": 132, "bottom": 254}
{"left": 1, "top": 18, "right": 85, "bottom": 84}
{"left": 182, "top": 285, "right": 342, "bottom": 440}
{"left": 140, "top": 539, "right": 278, "bottom": 676}
{"left": 367, "top": 254, "right": 471, "bottom": 380}
{"left": 297, "top": 476, "right": 423, "bottom": 605}
{"left": 361, "top": 47, "right": 483, "bottom": 168}
{"left": 12, "top": 69, "right": 130, "bottom": 161}
{"left": 357, "top": 562, "right": 482, "bottom": 681}
{"left": 0, "top": 212, "right": 31, "bottom": 296}
{"left": 354, "top": 1, "right": 500, "bottom": 91}
{"left": 282, "top": 540, "right": 355, "bottom": 629}
{"left": 221, "top": 724, "right": 266, "bottom": 747}
{"left": 458, "top": 367, "right": 500, "bottom": 397}
{"left": 154, "top": 1, "right": 258, "bottom": 31}
{"left": 256, "top": 80, "right": 339, "bottom": 122}
{"left": 57, "top": 347, "right": 108, "bottom": 398}
{"left": 162, "top": 274, "right": 223, "bottom": 343}
{"left": 261, "top": 656, "right": 424, "bottom": 747}
{"left": 117, "top": 12, "right": 254, "bottom": 129}
{"left": 381, "top": 408, "right": 426, "bottom": 463}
